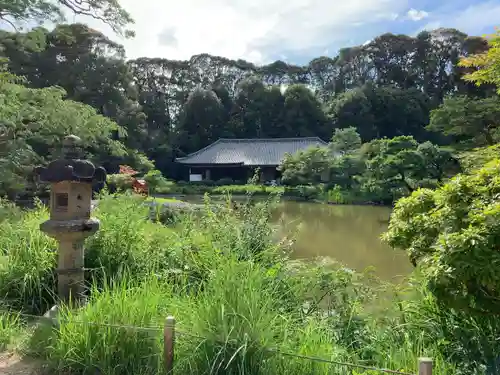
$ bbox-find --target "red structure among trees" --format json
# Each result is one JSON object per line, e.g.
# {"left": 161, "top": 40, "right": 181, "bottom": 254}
{"left": 119, "top": 165, "right": 148, "bottom": 195}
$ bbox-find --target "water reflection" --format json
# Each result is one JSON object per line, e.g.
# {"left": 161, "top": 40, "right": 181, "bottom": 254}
{"left": 274, "top": 202, "right": 412, "bottom": 281}
{"left": 179, "top": 195, "right": 412, "bottom": 282}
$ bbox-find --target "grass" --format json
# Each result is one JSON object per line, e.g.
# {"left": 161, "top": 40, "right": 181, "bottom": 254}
{"left": 0, "top": 192, "right": 494, "bottom": 375}
{"left": 156, "top": 183, "right": 324, "bottom": 200}
{"left": 145, "top": 196, "right": 182, "bottom": 204}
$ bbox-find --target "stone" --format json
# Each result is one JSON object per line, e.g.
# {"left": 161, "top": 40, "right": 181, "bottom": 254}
{"left": 35, "top": 135, "right": 106, "bottom": 304}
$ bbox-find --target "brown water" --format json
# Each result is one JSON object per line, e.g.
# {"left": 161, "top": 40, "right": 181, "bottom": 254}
{"left": 179, "top": 196, "right": 413, "bottom": 282}
{"left": 273, "top": 201, "right": 412, "bottom": 282}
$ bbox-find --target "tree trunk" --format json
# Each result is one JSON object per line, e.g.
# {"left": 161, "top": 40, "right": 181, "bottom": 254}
{"left": 400, "top": 173, "right": 414, "bottom": 193}
{"left": 484, "top": 130, "right": 495, "bottom": 146}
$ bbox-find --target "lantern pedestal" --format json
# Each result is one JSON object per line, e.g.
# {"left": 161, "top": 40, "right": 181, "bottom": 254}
{"left": 35, "top": 135, "right": 106, "bottom": 305}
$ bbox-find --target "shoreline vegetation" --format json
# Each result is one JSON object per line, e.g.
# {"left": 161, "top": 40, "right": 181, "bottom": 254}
{"left": 0, "top": 192, "right": 457, "bottom": 375}
{"left": 3, "top": 161, "right": 500, "bottom": 375}
{"left": 2, "top": 1, "right": 500, "bottom": 373}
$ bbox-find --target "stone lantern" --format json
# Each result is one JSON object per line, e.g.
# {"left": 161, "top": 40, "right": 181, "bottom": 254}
{"left": 35, "top": 135, "right": 106, "bottom": 303}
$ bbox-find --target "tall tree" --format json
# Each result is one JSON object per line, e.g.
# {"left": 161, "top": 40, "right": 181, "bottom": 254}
{"left": 0, "top": 66, "right": 127, "bottom": 197}
{"left": 460, "top": 29, "right": 500, "bottom": 94}
{"left": 329, "top": 84, "right": 431, "bottom": 141}
{"left": 229, "top": 78, "right": 285, "bottom": 138}
{"left": 0, "top": 0, "right": 134, "bottom": 37}
{"left": 282, "top": 84, "right": 330, "bottom": 139}
{"left": 0, "top": 24, "right": 147, "bottom": 150}
{"left": 428, "top": 96, "right": 500, "bottom": 146}
{"left": 177, "top": 88, "right": 227, "bottom": 153}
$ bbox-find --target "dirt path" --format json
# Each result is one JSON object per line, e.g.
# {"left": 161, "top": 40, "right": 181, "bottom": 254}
{"left": 0, "top": 353, "right": 44, "bottom": 375}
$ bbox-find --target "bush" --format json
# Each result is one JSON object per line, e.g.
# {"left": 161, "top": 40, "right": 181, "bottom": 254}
{"left": 0, "top": 191, "right": 486, "bottom": 374}
{"left": 216, "top": 177, "right": 234, "bottom": 186}
{"left": 143, "top": 169, "right": 171, "bottom": 194}
{"left": 106, "top": 174, "right": 134, "bottom": 193}
{"left": 384, "top": 159, "right": 500, "bottom": 315}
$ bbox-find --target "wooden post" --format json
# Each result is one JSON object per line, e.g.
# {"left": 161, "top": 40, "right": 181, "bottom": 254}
{"left": 418, "top": 357, "right": 433, "bottom": 375}
{"left": 164, "top": 316, "right": 175, "bottom": 375}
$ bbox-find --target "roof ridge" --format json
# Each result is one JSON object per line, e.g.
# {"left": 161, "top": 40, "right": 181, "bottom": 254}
{"left": 175, "top": 136, "right": 328, "bottom": 163}
{"left": 175, "top": 138, "right": 223, "bottom": 161}
{"left": 218, "top": 137, "right": 326, "bottom": 142}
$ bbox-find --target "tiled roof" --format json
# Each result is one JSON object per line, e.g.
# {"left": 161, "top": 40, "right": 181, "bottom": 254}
{"left": 176, "top": 137, "right": 328, "bottom": 166}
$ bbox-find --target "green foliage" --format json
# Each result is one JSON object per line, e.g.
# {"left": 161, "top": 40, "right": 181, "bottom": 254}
{"left": 0, "top": 311, "right": 21, "bottom": 350}
{"left": 0, "top": 76, "right": 128, "bottom": 197}
{"left": 143, "top": 169, "right": 170, "bottom": 194}
{"left": 458, "top": 143, "right": 500, "bottom": 173}
{"left": 384, "top": 159, "right": 500, "bottom": 314}
{"left": 106, "top": 174, "right": 134, "bottom": 193}
{"left": 330, "top": 127, "right": 362, "bottom": 155}
{"left": 460, "top": 29, "right": 500, "bottom": 94}
{"left": 279, "top": 130, "right": 455, "bottom": 204}
{"left": 328, "top": 84, "right": 431, "bottom": 141}
{"left": 279, "top": 146, "right": 332, "bottom": 185}
{"left": 361, "top": 136, "right": 456, "bottom": 202}
{"left": 0, "top": 201, "right": 56, "bottom": 313}
{"left": 0, "top": 0, "right": 134, "bottom": 37}
{"left": 428, "top": 96, "right": 500, "bottom": 146}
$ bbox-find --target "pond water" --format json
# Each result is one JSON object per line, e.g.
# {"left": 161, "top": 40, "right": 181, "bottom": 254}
{"left": 273, "top": 201, "right": 412, "bottom": 282}
{"left": 180, "top": 196, "right": 413, "bottom": 282}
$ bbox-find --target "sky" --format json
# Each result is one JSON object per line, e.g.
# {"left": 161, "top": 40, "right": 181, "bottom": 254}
{"left": 7, "top": 0, "right": 500, "bottom": 65}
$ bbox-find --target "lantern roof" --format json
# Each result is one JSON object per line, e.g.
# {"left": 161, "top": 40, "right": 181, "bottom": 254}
{"left": 34, "top": 135, "right": 107, "bottom": 184}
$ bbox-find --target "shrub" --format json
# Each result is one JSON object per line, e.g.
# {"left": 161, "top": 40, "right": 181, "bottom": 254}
{"left": 143, "top": 169, "right": 171, "bottom": 194}
{"left": 106, "top": 174, "right": 134, "bottom": 193}
{"left": 384, "top": 159, "right": 500, "bottom": 315}
{"left": 216, "top": 177, "right": 234, "bottom": 186}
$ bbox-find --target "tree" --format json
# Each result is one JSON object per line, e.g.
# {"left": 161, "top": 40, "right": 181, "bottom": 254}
{"left": 0, "top": 71, "right": 129, "bottom": 197}
{"left": 0, "top": 0, "right": 134, "bottom": 37}
{"left": 417, "top": 142, "right": 458, "bottom": 183}
{"left": 330, "top": 127, "right": 362, "bottom": 155}
{"left": 177, "top": 88, "right": 227, "bottom": 153}
{"left": 282, "top": 84, "right": 330, "bottom": 139}
{"left": 329, "top": 84, "right": 431, "bottom": 141}
{"left": 1, "top": 24, "right": 148, "bottom": 150}
{"left": 428, "top": 96, "right": 500, "bottom": 146}
{"left": 460, "top": 29, "right": 500, "bottom": 94}
{"left": 229, "top": 78, "right": 284, "bottom": 138}
{"left": 279, "top": 146, "right": 332, "bottom": 185}
{"left": 384, "top": 159, "right": 500, "bottom": 315}
{"left": 365, "top": 33, "right": 418, "bottom": 89}
{"left": 362, "top": 137, "right": 424, "bottom": 201}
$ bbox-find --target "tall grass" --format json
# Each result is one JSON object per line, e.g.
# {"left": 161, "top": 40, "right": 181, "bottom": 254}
{"left": 0, "top": 202, "right": 56, "bottom": 314}
{"left": 0, "top": 193, "right": 495, "bottom": 374}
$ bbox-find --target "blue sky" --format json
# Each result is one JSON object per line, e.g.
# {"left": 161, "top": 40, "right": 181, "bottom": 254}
{"left": 3, "top": 0, "right": 500, "bottom": 65}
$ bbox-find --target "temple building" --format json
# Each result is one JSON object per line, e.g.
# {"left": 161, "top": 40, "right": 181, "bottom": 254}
{"left": 175, "top": 137, "right": 328, "bottom": 183}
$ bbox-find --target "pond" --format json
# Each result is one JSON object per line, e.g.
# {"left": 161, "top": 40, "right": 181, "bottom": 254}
{"left": 179, "top": 195, "right": 413, "bottom": 282}
{"left": 273, "top": 201, "right": 412, "bottom": 282}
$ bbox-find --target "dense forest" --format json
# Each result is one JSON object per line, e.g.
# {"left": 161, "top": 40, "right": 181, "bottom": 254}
{"left": 1, "top": 0, "right": 499, "bottom": 199}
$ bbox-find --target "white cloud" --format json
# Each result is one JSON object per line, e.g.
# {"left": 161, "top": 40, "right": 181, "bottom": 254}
{"left": 406, "top": 8, "right": 429, "bottom": 21}
{"left": 420, "top": 1, "right": 500, "bottom": 36}
{"left": 70, "top": 0, "right": 408, "bottom": 64}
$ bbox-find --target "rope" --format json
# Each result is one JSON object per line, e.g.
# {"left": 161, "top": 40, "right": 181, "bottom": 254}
{"left": 15, "top": 312, "right": 416, "bottom": 375}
